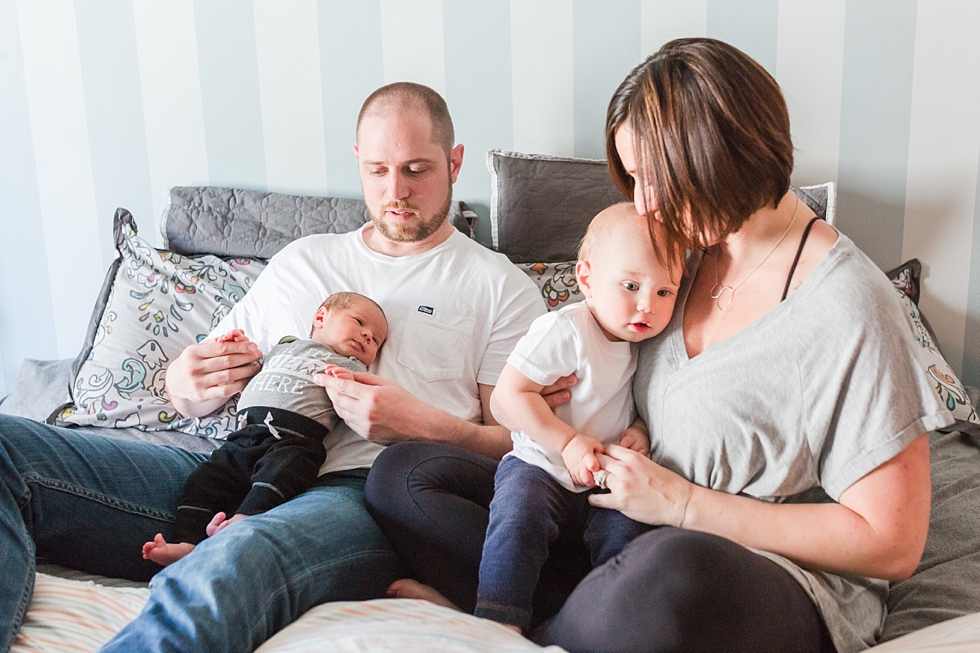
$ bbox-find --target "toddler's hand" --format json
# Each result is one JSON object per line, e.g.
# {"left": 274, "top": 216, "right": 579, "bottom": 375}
{"left": 618, "top": 425, "right": 650, "bottom": 455}
{"left": 322, "top": 364, "right": 354, "bottom": 381}
{"left": 561, "top": 434, "right": 604, "bottom": 487}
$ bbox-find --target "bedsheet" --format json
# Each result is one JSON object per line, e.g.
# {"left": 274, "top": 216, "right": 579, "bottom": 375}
{"left": 12, "top": 570, "right": 980, "bottom": 653}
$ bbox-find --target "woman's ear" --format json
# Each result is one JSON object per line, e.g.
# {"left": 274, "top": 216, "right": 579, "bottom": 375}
{"left": 576, "top": 260, "right": 594, "bottom": 299}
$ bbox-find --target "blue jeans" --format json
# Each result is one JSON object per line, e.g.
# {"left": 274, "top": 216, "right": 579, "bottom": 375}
{"left": 0, "top": 415, "right": 402, "bottom": 653}
{"left": 476, "top": 455, "right": 652, "bottom": 632}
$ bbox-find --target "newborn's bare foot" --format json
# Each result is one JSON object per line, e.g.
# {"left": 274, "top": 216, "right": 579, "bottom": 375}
{"left": 386, "top": 579, "right": 461, "bottom": 611}
{"left": 142, "top": 533, "right": 195, "bottom": 566}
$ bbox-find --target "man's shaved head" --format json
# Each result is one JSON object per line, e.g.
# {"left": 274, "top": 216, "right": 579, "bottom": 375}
{"left": 356, "top": 82, "right": 455, "bottom": 156}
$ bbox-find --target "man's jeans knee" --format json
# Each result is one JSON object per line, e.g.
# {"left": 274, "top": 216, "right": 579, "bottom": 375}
{"left": 103, "top": 470, "right": 405, "bottom": 653}
{"left": 0, "top": 415, "right": 203, "bottom": 653}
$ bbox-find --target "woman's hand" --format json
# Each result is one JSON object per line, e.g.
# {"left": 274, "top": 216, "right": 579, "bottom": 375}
{"left": 589, "top": 444, "right": 693, "bottom": 527}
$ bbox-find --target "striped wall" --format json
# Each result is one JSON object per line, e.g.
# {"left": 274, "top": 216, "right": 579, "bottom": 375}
{"left": 2, "top": 0, "right": 980, "bottom": 397}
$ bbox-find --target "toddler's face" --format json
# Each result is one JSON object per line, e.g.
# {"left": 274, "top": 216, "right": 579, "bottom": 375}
{"left": 578, "top": 220, "right": 680, "bottom": 343}
{"left": 311, "top": 298, "right": 388, "bottom": 366}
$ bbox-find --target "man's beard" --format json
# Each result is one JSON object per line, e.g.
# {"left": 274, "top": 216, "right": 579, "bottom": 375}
{"left": 371, "top": 192, "right": 452, "bottom": 243}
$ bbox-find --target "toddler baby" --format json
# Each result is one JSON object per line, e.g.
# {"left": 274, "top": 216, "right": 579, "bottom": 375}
{"left": 479, "top": 202, "right": 681, "bottom": 632}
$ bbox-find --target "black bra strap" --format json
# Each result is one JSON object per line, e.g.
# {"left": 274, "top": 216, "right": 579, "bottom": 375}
{"left": 781, "top": 216, "right": 822, "bottom": 301}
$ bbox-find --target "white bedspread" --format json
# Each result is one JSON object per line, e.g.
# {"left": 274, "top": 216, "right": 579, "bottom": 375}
{"left": 12, "top": 572, "right": 980, "bottom": 653}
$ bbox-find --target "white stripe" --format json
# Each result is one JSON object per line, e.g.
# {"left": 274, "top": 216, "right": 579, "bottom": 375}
{"left": 776, "top": 0, "right": 846, "bottom": 187}
{"left": 17, "top": 0, "right": 104, "bottom": 359}
{"left": 640, "top": 0, "right": 707, "bottom": 57}
{"left": 380, "top": 0, "right": 446, "bottom": 95}
{"left": 253, "top": 0, "right": 328, "bottom": 196}
{"left": 903, "top": 0, "right": 980, "bottom": 374}
{"left": 133, "top": 0, "right": 209, "bottom": 236}
{"left": 510, "top": 0, "right": 574, "bottom": 157}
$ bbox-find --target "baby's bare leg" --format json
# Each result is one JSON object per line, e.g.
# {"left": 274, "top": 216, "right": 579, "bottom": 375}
{"left": 142, "top": 533, "right": 196, "bottom": 566}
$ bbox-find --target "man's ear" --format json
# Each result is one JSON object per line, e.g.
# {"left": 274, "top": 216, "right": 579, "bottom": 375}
{"left": 575, "top": 260, "right": 594, "bottom": 298}
{"left": 449, "top": 144, "right": 464, "bottom": 183}
{"left": 352, "top": 145, "right": 359, "bottom": 159}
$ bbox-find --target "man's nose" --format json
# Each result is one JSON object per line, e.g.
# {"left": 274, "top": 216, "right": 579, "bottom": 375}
{"left": 387, "top": 171, "right": 410, "bottom": 199}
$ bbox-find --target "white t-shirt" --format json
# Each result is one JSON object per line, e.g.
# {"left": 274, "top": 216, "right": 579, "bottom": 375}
{"left": 214, "top": 225, "right": 545, "bottom": 474}
{"left": 506, "top": 301, "right": 637, "bottom": 492}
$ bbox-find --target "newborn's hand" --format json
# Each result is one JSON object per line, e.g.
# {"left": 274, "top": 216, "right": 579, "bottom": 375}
{"left": 215, "top": 330, "right": 249, "bottom": 344}
{"left": 561, "top": 434, "right": 604, "bottom": 487}
{"left": 322, "top": 364, "right": 354, "bottom": 380}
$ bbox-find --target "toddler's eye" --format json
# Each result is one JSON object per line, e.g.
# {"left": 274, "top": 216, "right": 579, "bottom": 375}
{"left": 657, "top": 289, "right": 672, "bottom": 297}
{"left": 623, "top": 282, "right": 639, "bottom": 292}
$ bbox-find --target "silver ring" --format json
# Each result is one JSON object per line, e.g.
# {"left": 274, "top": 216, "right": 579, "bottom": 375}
{"left": 594, "top": 470, "right": 609, "bottom": 490}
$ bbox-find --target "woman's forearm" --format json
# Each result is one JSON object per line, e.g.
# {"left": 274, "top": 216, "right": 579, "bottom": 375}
{"left": 682, "top": 435, "right": 931, "bottom": 581}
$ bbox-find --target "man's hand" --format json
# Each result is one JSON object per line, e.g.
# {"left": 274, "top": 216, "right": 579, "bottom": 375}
{"left": 561, "top": 433, "right": 604, "bottom": 487}
{"left": 314, "top": 370, "right": 428, "bottom": 444}
{"left": 166, "top": 329, "right": 262, "bottom": 418}
{"left": 541, "top": 373, "right": 577, "bottom": 409}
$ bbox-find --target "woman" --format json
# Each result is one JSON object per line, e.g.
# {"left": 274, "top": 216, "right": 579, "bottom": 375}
{"left": 366, "top": 38, "right": 952, "bottom": 652}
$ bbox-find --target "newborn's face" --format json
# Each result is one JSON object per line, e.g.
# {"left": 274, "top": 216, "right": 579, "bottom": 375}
{"left": 312, "top": 298, "right": 388, "bottom": 366}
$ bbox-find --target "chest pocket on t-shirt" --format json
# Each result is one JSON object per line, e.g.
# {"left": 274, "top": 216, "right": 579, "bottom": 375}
{"left": 398, "top": 308, "right": 475, "bottom": 382}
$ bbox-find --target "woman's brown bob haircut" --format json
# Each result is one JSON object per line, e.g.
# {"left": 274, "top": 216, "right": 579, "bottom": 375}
{"left": 605, "top": 38, "right": 794, "bottom": 266}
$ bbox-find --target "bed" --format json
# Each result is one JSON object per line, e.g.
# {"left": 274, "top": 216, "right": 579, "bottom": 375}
{"left": 3, "top": 150, "right": 980, "bottom": 652}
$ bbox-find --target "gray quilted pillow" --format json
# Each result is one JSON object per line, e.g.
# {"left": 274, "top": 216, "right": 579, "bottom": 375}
{"left": 161, "top": 186, "right": 474, "bottom": 258}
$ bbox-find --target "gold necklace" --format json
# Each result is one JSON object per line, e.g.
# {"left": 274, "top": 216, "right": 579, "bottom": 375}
{"left": 710, "top": 197, "right": 801, "bottom": 311}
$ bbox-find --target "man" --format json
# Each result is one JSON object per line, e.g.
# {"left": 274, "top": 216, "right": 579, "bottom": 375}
{"left": 0, "top": 82, "right": 564, "bottom": 653}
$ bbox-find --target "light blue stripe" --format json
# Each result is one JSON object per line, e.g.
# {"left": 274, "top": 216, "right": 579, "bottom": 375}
{"left": 194, "top": 0, "right": 266, "bottom": 192}
{"left": 317, "top": 0, "right": 384, "bottom": 199}
{"left": 706, "top": 0, "right": 778, "bottom": 74}
{"left": 836, "top": 0, "right": 917, "bottom": 271}
{"left": 75, "top": 0, "right": 155, "bottom": 252}
{"left": 444, "top": 1, "right": 514, "bottom": 245}
{"left": 573, "top": 0, "right": 642, "bottom": 160}
{"left": 0, "top": 0, "right": 59, "bottom": 390}
{"left": 962, "top": 151, "right": 980, "bottom": 387}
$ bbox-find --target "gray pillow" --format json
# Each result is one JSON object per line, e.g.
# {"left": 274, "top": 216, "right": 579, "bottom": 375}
{"left": 0, "top": 358, "right": 73, "bottom": 423}
{"left": 162, "top": 186, "right": 475, "bottom": 258}
{"left": 881, "top": 429, "right": 980, "bottom": 642}
{"left": 487, "top": 149, "right": 836, "bottom": 263}
{"left": 488, "top": 150, "right": 623, "bottom": 263}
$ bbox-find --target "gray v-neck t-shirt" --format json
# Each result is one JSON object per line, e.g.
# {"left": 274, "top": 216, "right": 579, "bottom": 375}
{"left": 633, "top": 233, "right": 952, "bottom": 652}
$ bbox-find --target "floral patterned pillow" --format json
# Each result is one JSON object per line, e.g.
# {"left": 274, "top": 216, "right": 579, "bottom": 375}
{"left": 58, "top": 209, "right": 266, "bottom": 438}
{"left": 886, "top": 259, "right": 979, "bottom": 425}
{"left": 516, "top": 261, "right": 582, "bottom": 311}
